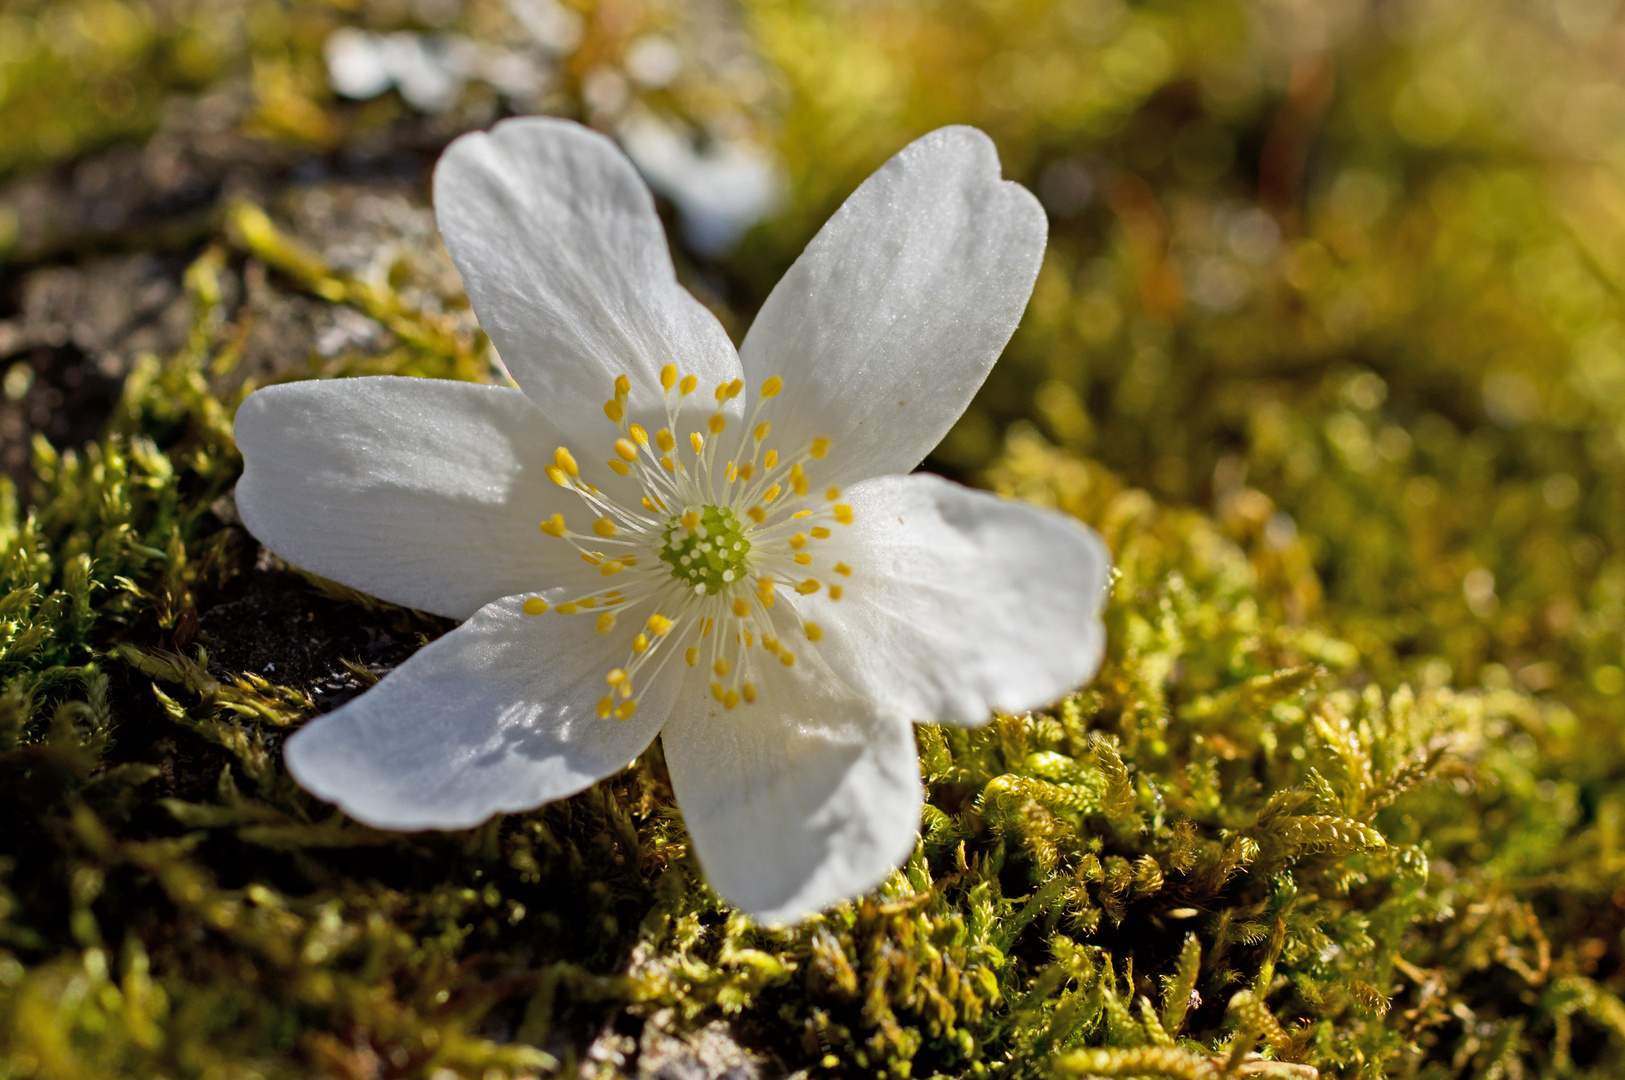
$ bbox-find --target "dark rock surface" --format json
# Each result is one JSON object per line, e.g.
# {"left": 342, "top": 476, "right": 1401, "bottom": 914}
{"left": 195, "top": 558, "right": 449, "bottom": 714}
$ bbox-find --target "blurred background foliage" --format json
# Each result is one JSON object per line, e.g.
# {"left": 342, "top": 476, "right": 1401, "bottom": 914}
{"left": 4, "top": 0, "right": 1625, "bottom": 1077}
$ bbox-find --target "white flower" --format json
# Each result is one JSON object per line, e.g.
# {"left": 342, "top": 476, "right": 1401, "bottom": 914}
{"left": 233, "top": 118, "right": 1111, "bottom": 924}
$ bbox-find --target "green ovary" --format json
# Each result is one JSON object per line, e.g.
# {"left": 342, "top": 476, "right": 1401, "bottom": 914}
{"left": 659, "top": 506, "right": 752, "bottom": 594}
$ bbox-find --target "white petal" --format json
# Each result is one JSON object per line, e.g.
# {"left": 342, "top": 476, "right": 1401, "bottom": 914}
{"left": 661, "top": 653, "right": 923, "bottom": 924}
{"left": 235, "top": 377, "right": 601, "bottom": 620}
{"left": 433, "top": 116, "right": 742, "bottom": 445}
{"left": 285, "top": 594, "right": 675, "bottom": 830}
{"left": 796, "top": 474, "right": 1110, "bottom": 726}
{"left": 739, "top": 126, "right": 1046, "bottom": 487}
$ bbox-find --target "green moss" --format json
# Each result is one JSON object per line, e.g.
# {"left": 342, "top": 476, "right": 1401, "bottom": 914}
{"left": 5, "top": 0, "right": 1625, "bottom": 1076}
{"left": 1, "top": 242, "right": 1616, "bottom": 1073}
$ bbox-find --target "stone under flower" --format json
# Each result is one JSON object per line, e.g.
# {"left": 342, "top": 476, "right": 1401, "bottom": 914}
{"left": 233, "top": 117, "right": 1111, "bottom": 923}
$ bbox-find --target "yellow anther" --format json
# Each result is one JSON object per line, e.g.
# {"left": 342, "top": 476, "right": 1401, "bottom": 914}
{"left": 711, "top": 681, "right": 725, "bottom": 701}
{"left": 757, "top": 578, "right": 776, "bottom": 599}
{"left": 604, "top": 398, "right": 624, "bottom": 422}
{"left": 714, "top": 657, "right": 731, "bottom": 676}
{"left": 728, "top": 379, "right": 744, "bottom": 398}
{"left": 607, "top": 669, "right": 628, "bottom": 687}
{"left": 621, "top": 557, "right": 638, "bottom": 567}
{"left": 715, "top": 381, "right": 730, "bottom": 402}
{"left": 747, "top": 506, "right": 766, "bottom": 524}
{"left": 592, "top": 517, "right": 617, "bottom": 538}
{"left": 690, "top": 432, "right": 704, "bottom": 453}
{"left": 607, "top": 459, "right": 631, "bottom": 476}
{"left": 632, "top": 633, "right": 650, "bottom": 654}
{"left": 723, "top": 689, "right": 740, "bottom": 710}
{"left": 805, "top": 622, "right": 823, "bottom": 641}
{"left": 761, "top": 376, "right": 783, "bottom": 398}
{"left": 614, "top": 438, "right": 638, "bottom": 462}
{"left": 792, "top": 510, "right": 812, "bottom": 519}
{"left": 780, "top": 650, "right": 796, "bottom": 667}
{"left": 740, "top": 463, "right": 757, "bottom": 481}
{"left": 825, "top": 486, "right": 840, "bottom": 501}
{"left": 742, "top": 681, "right": 758, "bottom": 703}
{"left": 597, "top": 696, "right": 613, "bottom": 718}
{"left": 629, "top": 423, "right": 649, "bottom": 446}
{"left": 615, "top": 701, "right": 637, "bottom": 721}
{"left": 656, "top": 428, "right": 675, "bottom": 452}
{"left": 725, "top": 461, "right": 737, "bottom": 483}
{"left": 829, "top": 585, "right": 843, "bottom": 600}
{"left": 540, "top": 514, "right": 566, "bottom": 537}
{"left": 680, "top": 374, "right": 697, "bottom": 395}
{"left": 812, "top": 527, "right": 831, "bottom": 539}
{"left": 604, "top": 590, "right": 623, "bottom": 599}
{"left": 647, "top": 614, "right": 675, "bottom": 636}
{"left": 600, "top": 561, "right": 624, "bottom": 576}
{"left": 790, "top": 533, "right": 807, "bottom": 550}
{"left": 763, "top": 636, "right": 780, "bottom": 655}
{"left": 708, "top": 415, "right": 726, "bottom": 434}
{"left": 579, "top": 596, "right": 597, "bottom": 608}
{"left": 523, "top": 598, "right": 549, "bottom": 615}
{"left": 732, "top": 598, "right": 751, "bottom": 617}
{"left": 660, "top": 456, "right": 675, "bottom": 472}
{"left": 557, "top": 602, "right": 579, "bottom": 615}
{"left": 681, "top": 510, "right": 701, "bottom": 530}
{"left": 792, "top": 474, "right": 808, "bottom": 496}
{"left": 596, "top": 612, "right": 617, "bottom": 634}
{"left": 614, "top": 374, "right": 631, "bottom": 396}
{"left": 810, "top": 438, "right": 831, "bottom": 459}
{"left": 686, "top": 647, "right": 698, "bottom": 667}
{"left": 763, "top": 484, "right": 782, "bottom": 503}
{"left": 702, "top": 617, "right": 714, "bottom": 637}
{"left": 661, "top": 364, "right": 677, "bottom": 390}
{"left": 795, "top": 553, "right": 812, "bottom": 565}
{"left": 764, "top": 449, "right": 778, "bottom": 469}
{"left": 754, "top": 421, "right": 771, "bottom": 442}
{"left": 834, "top": 505, "right": 854, "bottom": 524}
{"left": 580, "top": 551, "right": 602, "bottom": 565}
{"left": 554, "top": 447, "right": 579, "bottom": 477}
{"left": 797, "top": 579, "right": 821, "bottom": 595}
{"left": 744, "top": 630, "right": 754, "bottom": 646}
{"left": 641, "top": 496, "right": 663, "bottom": 513}
{"left": 834, "top": 562, "right": 852, "bottom": 576}
{"left": 546, "top": 465, "right": 570, "bottom": 487}
{"left": 619, "top": 679, "right": 634, "bottom": 699}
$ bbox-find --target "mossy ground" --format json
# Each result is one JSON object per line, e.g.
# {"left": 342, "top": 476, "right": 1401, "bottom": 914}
{"left": 5, "top": 1, "right": 1625, "bottom": 1077}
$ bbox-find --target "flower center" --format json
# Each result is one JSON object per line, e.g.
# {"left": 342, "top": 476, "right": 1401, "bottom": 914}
{"left": 521, "top": 366, "right": 857, "bottom": 719}
{"left": 659, "top": 506, "right": 751, "bottom": 594}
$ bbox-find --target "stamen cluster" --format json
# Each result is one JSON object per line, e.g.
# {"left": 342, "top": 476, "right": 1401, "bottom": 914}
{"left": 524, "top": 365, "right": 856, "bottom": 719}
